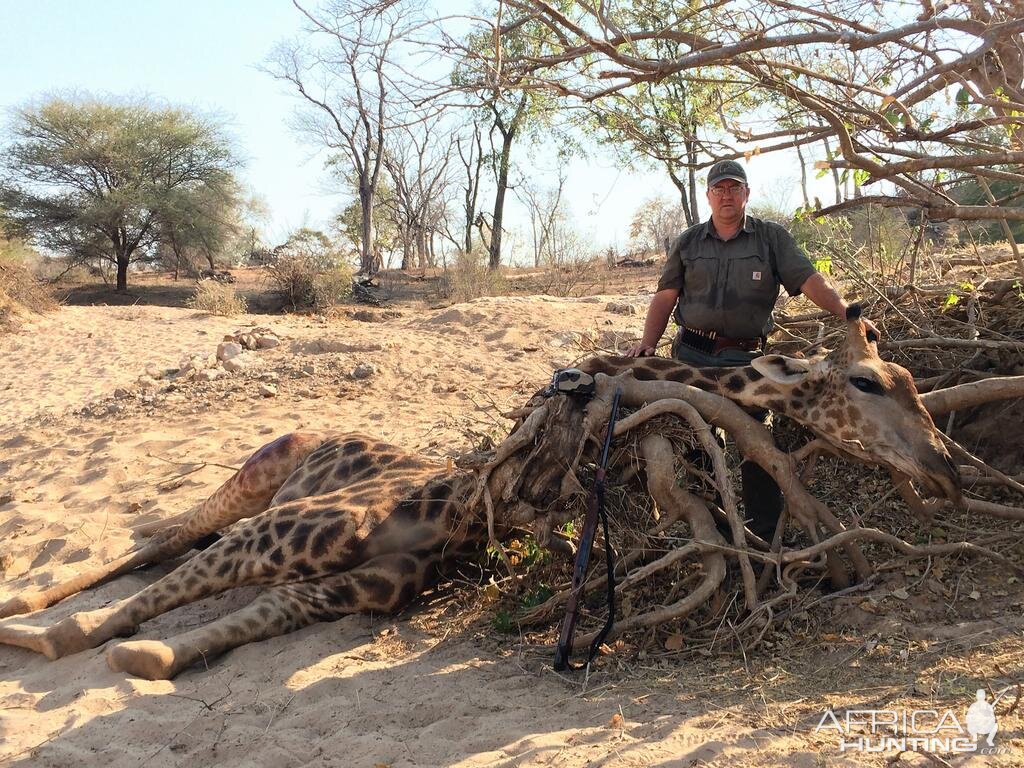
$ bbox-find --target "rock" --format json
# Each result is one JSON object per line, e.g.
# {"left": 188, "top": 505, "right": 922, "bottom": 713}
{"left": 137, "top": 375, "right": 159, "bottom": 391}
{"left": 350, "top": 363, "right": 376, "bottom": 380}
{"left": 114, "top": 388, "right": 133, "bottom": 400}
{"left": 605, "top": 301, "right": 637, "bottom": 315}
{"left": 197, "top": 369, "right": 222, "bottom": 382}
{"left": 217, "top": 342, "right": 244, "bottom": 362}
{"left": 258, "top": 383, "right": 277, "bottom": 397}
{"left": 256, "top": 335, "right": 280, "bottom": 349}
{"left": 238, "top": 333, "right": 258, "bottom": 350}
{"left": 144, "top": 364, "right": 163, "bottom": 379}
{"left": 223, "top": 352, "right": 260, "bottom": 373}
{"left": 260, "top": 372, "right": 279, "bottom": 382}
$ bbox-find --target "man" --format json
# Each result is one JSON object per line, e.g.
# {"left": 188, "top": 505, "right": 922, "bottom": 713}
{"left": 626, "top": 159, "right": 877, "bottom": 539}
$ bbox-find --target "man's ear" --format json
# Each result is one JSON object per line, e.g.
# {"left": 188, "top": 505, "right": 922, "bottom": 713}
{"left": 752, "top": 354, "right": 812, "bottom": 385}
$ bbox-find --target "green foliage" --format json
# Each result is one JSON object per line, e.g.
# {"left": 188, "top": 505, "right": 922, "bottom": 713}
{"left": 491, "top": 608, "right": 516, "bottom": 634}
{"left": 264, "top": 228, "right": 353, "bottom": 311}
{"left": 333, "top": 178, "right": 398, "bottom": 259}
{"left": 0, "top": 96, "right": 241, "bottom": 290}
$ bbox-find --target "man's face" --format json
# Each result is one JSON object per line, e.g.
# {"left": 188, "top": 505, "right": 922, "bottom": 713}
{"left": 707, "top": 179, "right": 750, "bottom": 222}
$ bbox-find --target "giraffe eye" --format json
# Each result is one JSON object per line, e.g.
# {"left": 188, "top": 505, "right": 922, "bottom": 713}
{"left": 850, "top": 376, "right": 884, "bottom": 395}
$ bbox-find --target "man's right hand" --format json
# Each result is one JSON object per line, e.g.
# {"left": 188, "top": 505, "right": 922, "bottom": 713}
{"left": 625, "top": 343, "right": 656, "bottom": 358}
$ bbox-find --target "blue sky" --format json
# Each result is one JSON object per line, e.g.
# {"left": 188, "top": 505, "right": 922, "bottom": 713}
{"left": 0, "top": 1, "right": 812, "bottom": 261}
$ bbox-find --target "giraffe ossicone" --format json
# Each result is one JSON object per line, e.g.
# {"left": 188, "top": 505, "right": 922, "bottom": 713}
{"left": 0, "top": 310, "right": 960, "bottom": 679}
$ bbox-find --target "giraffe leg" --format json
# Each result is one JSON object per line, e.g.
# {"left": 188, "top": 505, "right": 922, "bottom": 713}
{"left": 0, "top": 432, "right": 330, "bottom": 620}
{"left": 0, "top": 484, "right": 385, "bottom": 660}
{"left": 106, "top": 551, "right": 440, "bottom": 679}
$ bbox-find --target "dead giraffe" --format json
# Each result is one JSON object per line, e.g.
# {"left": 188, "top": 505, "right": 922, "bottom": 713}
{"left": 0, "top": 308, "right": 960, "bottom": 679}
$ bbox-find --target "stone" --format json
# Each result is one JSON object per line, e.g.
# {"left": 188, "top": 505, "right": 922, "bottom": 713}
{"left": 137, "top": 375, "right": 159, "bottom": 391}
{"left": 256, "top": 335, "right": 280, "bottom": 349}
{"left": 144, "top": 364, "right": 163, "bottom": 379}
{"left": 198, "top": 369, "right": 222, "bottom": 382}
{"left": 223, "top": 352, "right": 260, "bottom": 373}
{"left": 113, "top": 388, "right": 133, "bottom": 400}
{"left": 258, "top": 383, "right": 277, "bottom": 397}
{"left": 605, "top": 301, "right": 638, "bottom": 315}
{"left": 217, "top": 342, "right": 244, "bottom": 362}
{"left": 350, "top": 363, "right": 376, "bottom": 380}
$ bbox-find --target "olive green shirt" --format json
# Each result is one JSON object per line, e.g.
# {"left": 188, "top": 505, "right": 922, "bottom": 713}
{"left": 657, "top": 215, "right": 816, "bottom": 338}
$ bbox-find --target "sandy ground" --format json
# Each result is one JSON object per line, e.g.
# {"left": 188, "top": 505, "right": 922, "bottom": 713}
{"left": 0, "top": 296, "right": 1020, "bottom": 767}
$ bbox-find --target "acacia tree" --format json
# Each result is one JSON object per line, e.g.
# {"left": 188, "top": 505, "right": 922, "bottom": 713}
{"left": 0, "top": 97, "right": 240, "bottom": 291}
{"left": 157, "top": 182, "right": 245, "bottom": 278}
{"left": 490, "top": 0, "right": 1024, "bottom": 275}
{"left": 266, "top": 0, "right": 427, "bottom": 275}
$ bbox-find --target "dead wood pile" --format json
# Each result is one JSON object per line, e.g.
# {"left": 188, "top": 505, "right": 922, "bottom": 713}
{"left": 463, "top": 285, "right": 1024, "bottom": 663}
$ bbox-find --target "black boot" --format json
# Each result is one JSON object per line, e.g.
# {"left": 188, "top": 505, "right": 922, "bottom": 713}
{"left": 741, "top": 460, "right": 784, "bottom": 541}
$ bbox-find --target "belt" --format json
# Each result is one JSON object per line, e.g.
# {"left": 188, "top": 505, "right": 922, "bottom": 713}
{"left": 678, "top": 326, "right": 762, "bottom": 355}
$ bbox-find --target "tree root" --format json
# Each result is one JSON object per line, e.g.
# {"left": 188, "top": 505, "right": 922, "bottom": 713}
{"left": 481, "top": 369, "right": 1024, "bottom": 657}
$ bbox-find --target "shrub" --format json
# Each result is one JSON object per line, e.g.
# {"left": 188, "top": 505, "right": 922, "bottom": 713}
{"left": 442, "top": 248, "right": 507, "bottom": 302}
{"left": 185, "top": 279, "right": 247, "bottom": 316}
{"left": 265, "top": 229, "right": 353, "bottom": 311}
{"left": 0, "top": 238, "right": 56, "bottom": 331}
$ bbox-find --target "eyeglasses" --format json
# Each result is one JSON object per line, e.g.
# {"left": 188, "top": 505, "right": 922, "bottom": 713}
{"left": 708, "top": 184, "right": 747, "bottom": 198}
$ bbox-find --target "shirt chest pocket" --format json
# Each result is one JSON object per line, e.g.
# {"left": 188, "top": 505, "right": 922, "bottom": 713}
{"left": 726, "top": 253, "right": 778, "bottom": 305}
{"left": 681, "top": 253, "right": 720, "bottom": 299}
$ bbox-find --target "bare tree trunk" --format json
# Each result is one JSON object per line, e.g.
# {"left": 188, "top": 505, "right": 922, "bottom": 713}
{"left": 822, "top": 137, "right": 842, "bottom": 205}
{"left": 686, "top": 138, "right": 699, "bottom": 224}
{"left": 116, "top": 254, "right": 130, "bottom": 292}
{"left": 668, "top": 167, "right": 694, "bottom": 227}
{"left": 458, "top": 125, "right": 483, "bottom": 255}
{"left": 489, "top": 129, "right": 514, "bottom": 270}
{"left": 795, "top": 142, "right": 811, "bottom": 209}
{"left": 359, "top": 185, "right": 376, "bottom": 274}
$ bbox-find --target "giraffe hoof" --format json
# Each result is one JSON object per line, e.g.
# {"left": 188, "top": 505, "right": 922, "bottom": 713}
{"left": 0, "top": 594, "right": 46, "bottom": 619}
{"left": 0, "top": 622, "right": 60, "bottom": 659}
{"left": 107, "top": 640, "right": 178, "bottom": 680}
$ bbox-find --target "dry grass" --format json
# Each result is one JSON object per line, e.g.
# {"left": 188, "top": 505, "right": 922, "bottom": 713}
{"left": 184, "top": 279, "right": 247, "bottom": 316}
{"left": 441, "top": 249, "right": 509, "bottom": 303}
{"left": 0, "top": 240, "right": 58, "bottom": 332}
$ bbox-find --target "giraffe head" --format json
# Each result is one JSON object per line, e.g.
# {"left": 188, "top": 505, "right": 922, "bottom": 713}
{"left": 751, "top": 305, "right": 961, "bottom": 504}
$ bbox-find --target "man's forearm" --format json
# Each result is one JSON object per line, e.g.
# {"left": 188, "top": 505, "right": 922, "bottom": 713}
{"left": 641, "top": 289, "right": 679, "bottom": 347}
{"left": 800, "top": 272, "right": 847, "bottom": 318}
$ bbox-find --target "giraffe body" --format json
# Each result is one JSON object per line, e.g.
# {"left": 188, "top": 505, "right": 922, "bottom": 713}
{"left": 0, "top": 311, "right": 960, "bottom": 678}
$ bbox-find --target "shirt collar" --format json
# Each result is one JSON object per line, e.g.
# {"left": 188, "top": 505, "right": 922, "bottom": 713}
{"left": 704, "top": 215, "right": 753, "bottom": 240}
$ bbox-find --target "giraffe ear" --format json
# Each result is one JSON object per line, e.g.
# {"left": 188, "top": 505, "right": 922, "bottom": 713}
{"left": 751, "top": 354, "right": 812, "bottom": 385}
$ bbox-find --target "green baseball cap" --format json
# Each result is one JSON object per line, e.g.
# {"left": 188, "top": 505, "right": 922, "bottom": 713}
{"left": 707, "top": 159, "right": 748, "bottom": 187}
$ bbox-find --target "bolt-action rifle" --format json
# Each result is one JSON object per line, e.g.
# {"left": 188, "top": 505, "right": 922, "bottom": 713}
{"left": 553, "top": 387, "right": 621, "bottom": 672}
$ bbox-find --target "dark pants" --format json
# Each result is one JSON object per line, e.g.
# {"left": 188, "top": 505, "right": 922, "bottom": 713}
{"left": 672, "top": 340, "right": 785, "bottom": 540}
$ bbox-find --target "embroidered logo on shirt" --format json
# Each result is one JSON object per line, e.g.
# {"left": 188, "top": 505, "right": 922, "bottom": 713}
{"left": 752, "top": 271, "right": 762, "bottom": 281}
